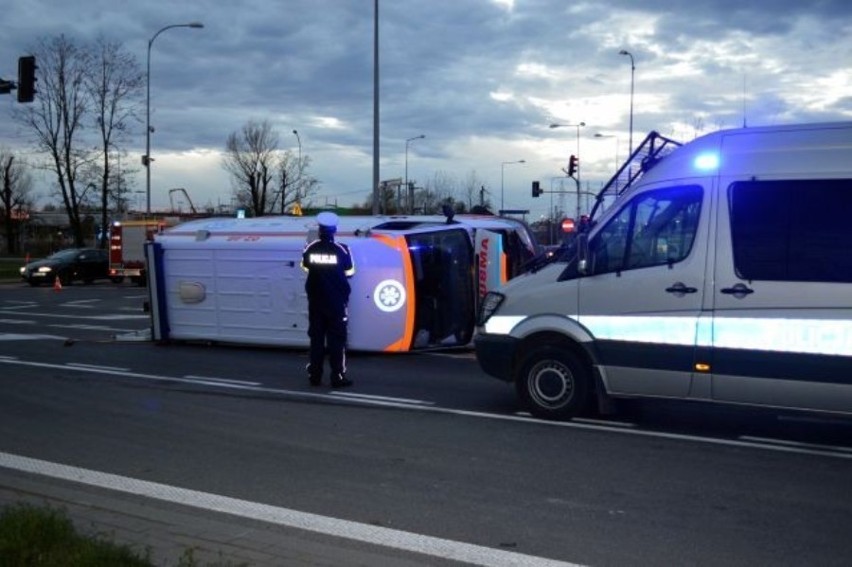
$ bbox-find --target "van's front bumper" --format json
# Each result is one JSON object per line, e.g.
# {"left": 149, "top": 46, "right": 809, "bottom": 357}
{"left": 473, "top": 333, "right": 519, "bottom": 383}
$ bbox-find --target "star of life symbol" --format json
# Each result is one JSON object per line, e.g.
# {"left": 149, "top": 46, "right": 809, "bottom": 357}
{"left": 373, "top": 279, "right": 406, "bottom": 313}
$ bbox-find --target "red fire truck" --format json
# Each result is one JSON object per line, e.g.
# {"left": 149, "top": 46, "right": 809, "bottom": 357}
{"left": 109, "top": 219, "right": 172, "bottom": 285}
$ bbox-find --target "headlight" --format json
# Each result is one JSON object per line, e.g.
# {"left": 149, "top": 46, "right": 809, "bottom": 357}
{"left": 38, "top": 266, "right": 53, "bottom": 273}
{"left": 19, "top": 267, "right": 26, "bottom": 275}
{"left": 477, "top": 291, "right": 505, "bottom": 327}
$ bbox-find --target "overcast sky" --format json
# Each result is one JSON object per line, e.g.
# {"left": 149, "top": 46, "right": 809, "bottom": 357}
{"left": 1, "top": 0, "right": 851, "bottom": 219}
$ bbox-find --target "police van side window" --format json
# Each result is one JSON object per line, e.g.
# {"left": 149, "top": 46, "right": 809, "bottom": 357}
{"left": 729, "top": 179, "right": 852, "bottom": 283}
{"left": 587, "top": 185, "right": 703, "bottom": 276}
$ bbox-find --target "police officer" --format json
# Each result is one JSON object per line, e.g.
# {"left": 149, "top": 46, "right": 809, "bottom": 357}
{"left": 301, "top": 212, "right": 355, "bottom": 388}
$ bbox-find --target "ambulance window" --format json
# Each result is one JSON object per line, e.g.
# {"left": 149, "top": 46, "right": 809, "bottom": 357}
{"left": 586, "top": 185, "right": 702, "bottom": 275}
{"left": 729, "top": 179, "right": 852, "bottom": 283}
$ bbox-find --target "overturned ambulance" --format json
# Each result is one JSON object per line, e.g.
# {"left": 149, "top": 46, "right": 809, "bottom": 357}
{"left": 145, "top": 213, "right": 540, "bottom": 352}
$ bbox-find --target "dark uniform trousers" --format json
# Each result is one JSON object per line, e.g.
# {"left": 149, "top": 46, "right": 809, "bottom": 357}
{"left": 307, "top": 300, "right": 348, "bottom": 379}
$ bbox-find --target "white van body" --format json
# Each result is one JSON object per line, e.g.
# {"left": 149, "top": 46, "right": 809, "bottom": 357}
{"left": 146, "top": 213, "right": 539, "bottom": 352}
{"left": 474, "top": 122, "right": 852, "bottom": 419}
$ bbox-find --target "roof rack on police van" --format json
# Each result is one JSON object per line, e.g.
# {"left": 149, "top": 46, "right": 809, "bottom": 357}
{"left": 588, "top": 131, "right": 682, "bottom": 222}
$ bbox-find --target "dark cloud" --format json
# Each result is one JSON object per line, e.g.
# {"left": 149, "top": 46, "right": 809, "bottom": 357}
{"left": 1, "top": 0, "right": 849, "bottom": 213}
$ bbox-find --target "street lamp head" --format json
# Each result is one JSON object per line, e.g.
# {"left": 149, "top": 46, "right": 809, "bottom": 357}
{"left": 549, "top": 123, "right": 561, "bottom": 129}
{"left": 519, "top": 159, "right": 526, "bottom": 163}
{"left": 293, "top": 129, "right": 298, "bottom": 135}
{"left": 619, "top": 49, "right": 629, "bottom": 55}
{"left": 188, "top": 22, "right": 204, "bottom": 29}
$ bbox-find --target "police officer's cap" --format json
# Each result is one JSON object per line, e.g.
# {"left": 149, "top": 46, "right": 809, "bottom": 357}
{"left": 317, "top": 212, "right": 339, "bottom": 232}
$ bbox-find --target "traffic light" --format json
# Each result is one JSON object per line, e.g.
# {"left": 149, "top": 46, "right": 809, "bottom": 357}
{"left": 532, "top": 180, "right": 542, "bottom": 198}
{"left": 567, "top": 155, "right": 578, "bottom": 178}
{"left": 17, "top": 55, "right": 36, "bottom": 103}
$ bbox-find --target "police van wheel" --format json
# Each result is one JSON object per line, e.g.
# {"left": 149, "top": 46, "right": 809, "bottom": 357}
{"left": 516, "top": 346, "right": 591, "bottom": 420}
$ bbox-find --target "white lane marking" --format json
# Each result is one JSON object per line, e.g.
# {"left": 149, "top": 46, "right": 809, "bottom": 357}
{"left": 740, "top": 436, "right": 852, "bottom": 454}
{"left": 0, "top": 333, "right": 68, "bottom": 341}
{"left": 183, "top": 375, "right": 261, "bottom": 386}
{"left": 49, "top": 324, "right": 131, "bottom": 332}
{"left": 0, "top": 451, "right": 580, "bottom": 567}
{"left": 1, "top": 358, "right": 850, "bottom": 461}
{"left": 67, "top": 363, "right": 130, "bottom": 372}
{"left": 1, "top": 302, "right": 37, "bottom": 309}
{"left": 0, "top": 319, "right": 35, "bottom": 324}
{"left": 330, "top": 391, "right": 433, "bottom": 405}
{"left": 573, "top": 417, "right": 636, "bottom": 428}
{"left": 422, "top": 351, "right": 477, "bottom": 360}
{"left": 0, "top": 310, "right": 148, "bottom": 320}
{"left": 63, "top": 300, "right": 100, "bottom": 308}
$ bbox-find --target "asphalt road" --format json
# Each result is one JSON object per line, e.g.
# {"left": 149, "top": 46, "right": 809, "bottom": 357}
{"left": 1, "top": 280, "right": 851, "bottom": 566}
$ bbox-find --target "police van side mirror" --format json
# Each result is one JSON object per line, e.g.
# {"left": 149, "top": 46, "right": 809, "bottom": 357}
{"left": 577, "top": 233, "right": 589, "bottom": 275}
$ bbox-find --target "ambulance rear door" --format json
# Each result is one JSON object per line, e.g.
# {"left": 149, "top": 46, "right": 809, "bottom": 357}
{"left": 346, "top": 235, "right": 417, "bottom": 352}
{"left": 474, "top": 229, "right": 507, "bottom": 299}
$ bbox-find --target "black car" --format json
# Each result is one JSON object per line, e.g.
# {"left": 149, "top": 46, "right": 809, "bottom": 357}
{"left": 20, "top": 248, "right": 110, "bottom": 286}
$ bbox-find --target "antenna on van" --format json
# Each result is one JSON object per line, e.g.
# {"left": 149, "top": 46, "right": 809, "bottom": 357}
{"left": 742, "top": 73, "right": 748, "bottom": 128}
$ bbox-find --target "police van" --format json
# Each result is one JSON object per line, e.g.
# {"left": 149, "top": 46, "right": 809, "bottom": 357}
{"left": 474, "top": 121, "right": 852, "bottom": 419}
{"left": 145, "top": 213, "right": 539, "bottom": 352}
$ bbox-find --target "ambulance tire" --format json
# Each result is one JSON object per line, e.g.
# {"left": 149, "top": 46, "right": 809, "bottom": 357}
{"left": 516, "top": 346, "right": 591, "bottom": 420}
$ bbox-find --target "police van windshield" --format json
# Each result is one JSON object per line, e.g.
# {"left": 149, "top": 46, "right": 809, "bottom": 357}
{"left": 406, "top": 228, "right": 476, "bottom": 348}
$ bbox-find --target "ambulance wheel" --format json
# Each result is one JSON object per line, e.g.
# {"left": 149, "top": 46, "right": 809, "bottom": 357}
{"left": 516, "top": 346, "right": 591, "bottom": 420}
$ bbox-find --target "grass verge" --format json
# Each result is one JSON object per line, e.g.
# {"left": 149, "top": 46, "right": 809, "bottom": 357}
{"left": 0, "top": 503, "right": 247, "bottom": 567}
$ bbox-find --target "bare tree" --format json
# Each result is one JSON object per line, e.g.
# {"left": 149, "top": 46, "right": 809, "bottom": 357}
{"left": 420, "top": 170, "right": 457, "bottom": 214}
{"left": 224, "top": 120, "right": 320, "bottom": 216}
{"left": 0, "top": 149, "right": 36, "bottom": 255}
{"left": 460, "top": 169, "right": 485, "bottom": 212}
{"left": 272, "top": 152, "right": 320, "bottom": 214}
{"left": 222, "top": 120, "right": 280, "bottom": 216}
{"left": 13, "top": 35, "right": 93, "bottom": 247}
{"left": 86, "top": 36, "right": 144, "bottom": 247}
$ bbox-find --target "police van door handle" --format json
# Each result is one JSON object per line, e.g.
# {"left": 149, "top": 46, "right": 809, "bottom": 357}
{"left": 665, "top": 282, "right": 698, "bottom": 296}
{"left": 720, "top": 283, "right": 754, "bottom": 298}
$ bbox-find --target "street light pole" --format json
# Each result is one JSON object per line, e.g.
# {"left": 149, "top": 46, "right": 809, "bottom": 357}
{"left": 405, "top": 134, "right": 425, "bottom": 213}
{"left": 500, "top": 159, "right": 525, "bottom": 214}
{"left": 619, "top": 49, "right": 635, "bottom": 156}
{"left": 145, "top": 22, "right": 203, "bottom": 215}
{"left": 292, "top": 129, "right": 302, "bottom": 201}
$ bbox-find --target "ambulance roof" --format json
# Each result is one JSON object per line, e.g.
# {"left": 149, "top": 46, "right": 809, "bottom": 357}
{"left": 158, "top": 213, "right": 535, "bottom": 238}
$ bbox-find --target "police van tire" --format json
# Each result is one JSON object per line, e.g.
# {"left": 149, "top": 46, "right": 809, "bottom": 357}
{"left": 516, "top": 346, "right": 591, "bottom": 420}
